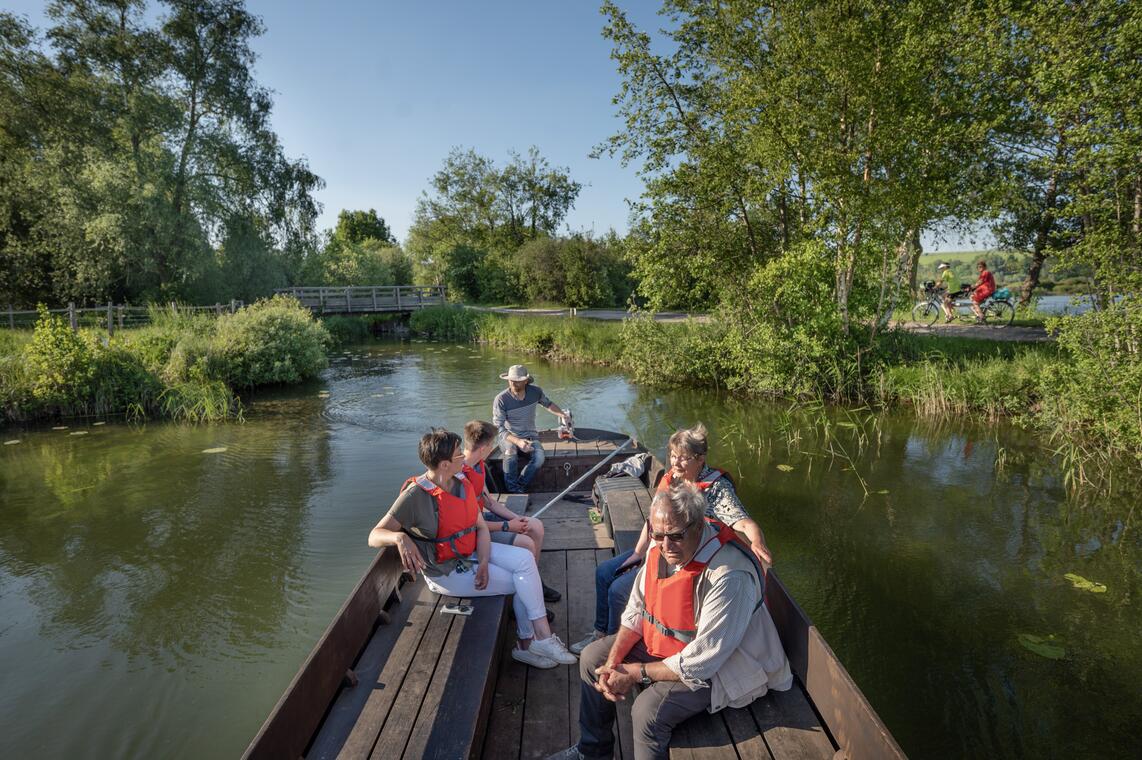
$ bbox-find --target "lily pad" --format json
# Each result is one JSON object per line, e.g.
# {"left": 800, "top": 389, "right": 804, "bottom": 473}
{"left": 776, "top": 464, "right": 794, "bottom": 472}
{"left": 52, "top": 426, "right": 69, "bottom": 430}
{"left": 1063, "top": 573, "right": 1108, "bottom": 593}
{"left": 3, "top": 440, "right": 20, "bottom": 445}
{"left": 69, "top": 431, "right": 89, "bottom": 436}
{"left": 1017, "top": 633, "right": 1066, "bottom": 659}
{"left": 202, "top": 447, "right": 228, "bottom": 454}
{"left": 876, "top": 489, "right": 890, "bottom": 494}
{"left": 92, "top": 421, "right": 106, "bottom": 426}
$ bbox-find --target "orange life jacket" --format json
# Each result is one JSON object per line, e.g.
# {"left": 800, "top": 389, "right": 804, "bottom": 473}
{"left": 639, "top": 519, "right": 763, "bottom": 658}
{"left": 462, "top": 461, "right": 489, "bottom": 509}
{"left": 403, "top": 472, "right": 479, "bottom": 562}
{"left": 655, "top": 467, "right": 732, "bottom": 493}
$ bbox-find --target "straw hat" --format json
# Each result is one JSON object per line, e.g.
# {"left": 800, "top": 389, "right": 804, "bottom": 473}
{"left": 499, "top": 364, "right": 531, "bottom": 382}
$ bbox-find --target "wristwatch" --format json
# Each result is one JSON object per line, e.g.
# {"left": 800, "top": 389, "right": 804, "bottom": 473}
{"left": 639, "top": 663, "right": 652, "bottom": 686}
{"left": 502, "top": 520, "right": 511, "bottom": 532}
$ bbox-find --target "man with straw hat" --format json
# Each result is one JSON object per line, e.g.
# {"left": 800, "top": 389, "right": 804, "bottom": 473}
{"left": 493, "top": 364, "right": 569, "bottom": 494}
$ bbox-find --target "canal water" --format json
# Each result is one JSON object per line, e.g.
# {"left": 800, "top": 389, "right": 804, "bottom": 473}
{"left": 1, "top": 340, "right": 1138, "bottom": 758}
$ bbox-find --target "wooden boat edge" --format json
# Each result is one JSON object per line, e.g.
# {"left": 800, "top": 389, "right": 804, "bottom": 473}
{"left": 242, "top": 546, "right": 403, "bottom": 759}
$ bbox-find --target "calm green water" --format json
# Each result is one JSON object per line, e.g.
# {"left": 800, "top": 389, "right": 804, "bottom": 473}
{"left": 1, "top": 340, "right": 1138, "bottom": 758}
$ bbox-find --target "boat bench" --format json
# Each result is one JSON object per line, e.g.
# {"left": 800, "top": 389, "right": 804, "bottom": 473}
{"left": 247, "top": 496, "right": 528, "bottom": 760}
{"left": 303, "top": 579, "right": 510, "bottom": 759}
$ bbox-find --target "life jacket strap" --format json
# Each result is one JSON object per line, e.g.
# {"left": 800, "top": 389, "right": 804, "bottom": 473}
{"left": 639, "top": 608, "right": 697, "bottom": 644}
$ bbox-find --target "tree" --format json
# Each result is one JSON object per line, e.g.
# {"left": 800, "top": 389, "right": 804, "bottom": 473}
{"left": 599, "top": 0, "right": 1009, "bottom": 357}
{"left": 329, "top": 208, "right": 395, "bottom": 247}
{"left": 0, "top": 1, "right": 323, "bottom": 306}
{"left": 407, "top": 147, "right": 581, "bottom": 301}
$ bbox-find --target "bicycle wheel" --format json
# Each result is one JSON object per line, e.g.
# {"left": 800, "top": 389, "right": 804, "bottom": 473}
{"left": 985, "top": 300, "right": 1014, "bottom": 327}
{"left": 911, "top": 301, "right": 939, "bottom": 327}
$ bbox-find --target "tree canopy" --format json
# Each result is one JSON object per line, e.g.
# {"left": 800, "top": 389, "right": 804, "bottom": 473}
{"left": 0, "top": 0, "right": 322, "bottom": 306}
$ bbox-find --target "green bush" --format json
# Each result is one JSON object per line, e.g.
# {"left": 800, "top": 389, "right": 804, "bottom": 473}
{"left": 620, "top": 317, "right": 728, "bottom": 388}
{"left": 91, "top": 344, "right": 163, "bottom": 414}
{"left": 211, "top": 295, "right": 330, "bottom": 387}
{"left": 1040, "top": 304, "right": 1142, "bottom": 459}
{"left": 123, "top": 330, "right": 181, "bottom": 374}
{"left": 23, "top": 307, "right": 98, "bottom": 410}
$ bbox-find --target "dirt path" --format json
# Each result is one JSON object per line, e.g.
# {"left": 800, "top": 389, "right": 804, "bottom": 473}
{"left": 472, "top": 306, "right": 1051, "bottom": 341}
{"left": 894, "top": 321, "right": 1051, "bottom": 342}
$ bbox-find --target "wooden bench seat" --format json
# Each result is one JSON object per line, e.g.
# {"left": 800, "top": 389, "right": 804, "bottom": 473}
{"left": 296, "top": 495, "right": 533, "bottom": 758}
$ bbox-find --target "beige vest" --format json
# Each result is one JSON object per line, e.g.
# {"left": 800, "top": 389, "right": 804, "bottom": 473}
{"left": 691, "top": 540, "right": 794, "bottom": 712}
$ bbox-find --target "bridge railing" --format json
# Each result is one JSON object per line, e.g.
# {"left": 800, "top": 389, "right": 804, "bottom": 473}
{"left": 273, "top": 285, "right": 448, "bottom": 313}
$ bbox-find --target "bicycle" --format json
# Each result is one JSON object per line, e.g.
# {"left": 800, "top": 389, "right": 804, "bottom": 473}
{"left": 910, "top": 283, "right": 1014, "bottom": 328}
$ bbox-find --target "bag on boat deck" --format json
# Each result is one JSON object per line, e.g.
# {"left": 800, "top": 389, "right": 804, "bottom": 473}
{"left": 604, "top": 452, "right": 650, "bottom": 479}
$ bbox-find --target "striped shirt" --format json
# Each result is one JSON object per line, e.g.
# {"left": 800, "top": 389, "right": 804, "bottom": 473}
{"left": 492, "top": 384, "right": 551, "bottom": 438}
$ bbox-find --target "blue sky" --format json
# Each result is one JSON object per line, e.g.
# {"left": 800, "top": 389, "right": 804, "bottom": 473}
{"left": 7, "top": 0, "right": 984, "bottom": 251}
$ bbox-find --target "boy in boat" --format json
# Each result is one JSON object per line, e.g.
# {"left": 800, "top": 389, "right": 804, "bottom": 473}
{"left": 368, "top": 428, "right": 576, "bottom": 669}
{"left": 549, "top": 482, "right": 792, "bottom": 760}
{"left": 493, "top": 364, "right": 569, "bottom": 493}
{"left": 463, "top": 420, "right": 561, "bottom": 602}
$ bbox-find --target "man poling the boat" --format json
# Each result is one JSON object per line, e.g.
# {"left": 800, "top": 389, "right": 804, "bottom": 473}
{"left": 493, "top": 364, "right": 570, "bottom": 493}
{"left": 570, "top": 423, "right": 774, "bottom": 655}
{"left": 548, "top": 481, "right": 793, "bottom": 760}
{"left": 367, "top": 428, "right": 577, "bottom": 669}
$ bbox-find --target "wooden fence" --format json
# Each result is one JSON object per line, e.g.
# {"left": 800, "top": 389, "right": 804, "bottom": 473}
{"left": 273, "top": 285, "right": 447, "bottom": 314}
{"left": 2, "top": 301, "right": 243, "bottom": 333}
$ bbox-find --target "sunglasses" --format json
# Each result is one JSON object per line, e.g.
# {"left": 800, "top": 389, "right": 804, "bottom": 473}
{"left": 648, "top": 518, "right": 697, "bottom": 543}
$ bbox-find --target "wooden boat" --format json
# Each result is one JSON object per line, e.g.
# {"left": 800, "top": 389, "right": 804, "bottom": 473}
{"left": 243, "top": 428, "right": 906, "bottom": 759}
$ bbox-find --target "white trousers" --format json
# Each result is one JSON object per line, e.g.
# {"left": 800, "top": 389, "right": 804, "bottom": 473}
{"left": 424, "top": 542, "right": 546, "bottom": 639}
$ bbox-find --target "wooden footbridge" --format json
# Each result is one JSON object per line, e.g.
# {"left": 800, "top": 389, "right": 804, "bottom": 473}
{"left": 274, "top": 286, "right": 448, "bottom": 315}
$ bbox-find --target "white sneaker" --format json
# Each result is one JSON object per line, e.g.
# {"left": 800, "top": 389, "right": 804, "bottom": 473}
{"left": 529, "top": 634, "right": 578, "bottom": 665}
{"left": 512, "top": 645, "right": 557, "bottom": 669}
{"left": 569, "top": 631, "right": 601, "bottom": 655}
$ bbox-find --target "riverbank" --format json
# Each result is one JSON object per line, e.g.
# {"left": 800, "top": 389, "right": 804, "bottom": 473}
{"left": 409, "top": 305, "right": 1140, "bottom": 487}
{"left": 0, "top": 297, "right": 331, "bottom": 425}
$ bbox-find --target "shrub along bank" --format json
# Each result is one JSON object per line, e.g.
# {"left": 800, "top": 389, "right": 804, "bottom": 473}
{"left": 0, "top": 296, "right": 330, "bottom": 423}
{"left": 408, "top": 304, "right": 1141, "bottom": 480}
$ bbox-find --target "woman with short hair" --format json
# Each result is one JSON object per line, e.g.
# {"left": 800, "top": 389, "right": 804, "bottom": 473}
{"left": 368, "top": 428, "right": 576, "bottom": 669}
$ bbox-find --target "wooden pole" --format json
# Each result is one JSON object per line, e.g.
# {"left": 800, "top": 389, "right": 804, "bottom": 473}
{"left": 396, "top": 287, "right": 402, "bottom": 311}
{"left": 107, "top": 301, "right": 113, "bottom": 335}
{"left": 68, "top": 302, "right": 77, "bottom": 330}
{"left": 345, "top": 287, "right": 352, "bottom": 313}
{"left": 230, "top": 299, "right": 237, "bottom": 314}
{"left": 371, "top": 287, "right": 378, "bottom": 312}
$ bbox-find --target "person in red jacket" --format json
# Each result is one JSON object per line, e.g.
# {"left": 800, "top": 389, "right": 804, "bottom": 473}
{"left": 970, "top": 259, "right": 996, "bottom": 322}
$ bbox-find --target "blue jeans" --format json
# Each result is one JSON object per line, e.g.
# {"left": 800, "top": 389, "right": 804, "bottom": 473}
{"left": 592, "top": 549, "right": 641, "bottom": 634}
{"left": 503, "top": 434, "right": 545, "bottom": 492}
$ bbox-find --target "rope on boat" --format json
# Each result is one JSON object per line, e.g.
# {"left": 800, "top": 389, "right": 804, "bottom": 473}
{"left": 529, "top": 437, "right": 635, "bottom": 519}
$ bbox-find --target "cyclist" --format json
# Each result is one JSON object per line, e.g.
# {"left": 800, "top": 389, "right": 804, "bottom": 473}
{"left": 969, "top": 259, "right": 996, "bottom": 323}
{"left": 936, "top": 262, "right": 956, "bottom": 322}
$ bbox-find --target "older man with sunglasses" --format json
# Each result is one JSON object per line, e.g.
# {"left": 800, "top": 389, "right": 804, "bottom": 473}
{"left": 548, "top": 482, "right": 792, "bottom": 760}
